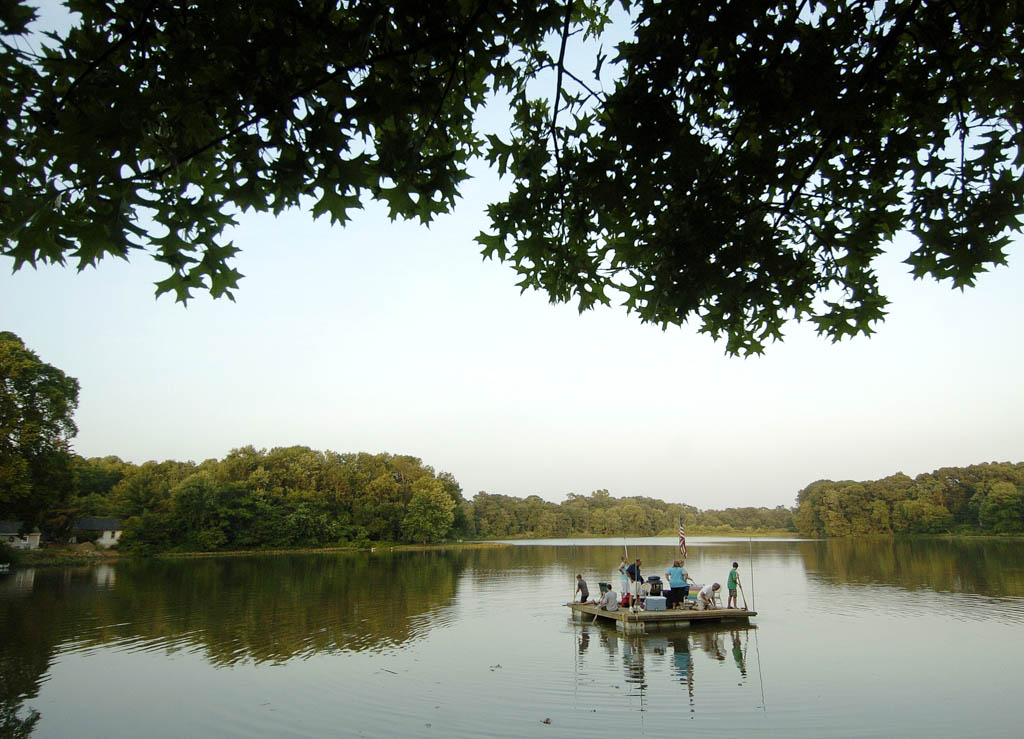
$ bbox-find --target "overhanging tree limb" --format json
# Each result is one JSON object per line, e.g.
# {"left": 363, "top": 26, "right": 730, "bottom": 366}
{"left": 2, "top": 0, "right": 1022, "bottom": 354}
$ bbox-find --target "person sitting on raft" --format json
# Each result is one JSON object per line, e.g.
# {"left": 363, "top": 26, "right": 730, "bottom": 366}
{"left": 665, "top": 560, "right": 694, "bottom": 609}
{"left": 598, "top": 588, "right": 619, "bottom": 612}
{"left": 698, "top": 582, "right": 721, "bottom": 610}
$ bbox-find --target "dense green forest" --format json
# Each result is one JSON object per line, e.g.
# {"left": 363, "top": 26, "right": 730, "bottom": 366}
{"left": 55, "top": 447, "right": 795, "bottom": 552}
{"left": 793, "top": 462, "right": 1024, "bottom": 536}
{"left": 12, "top": 450, "right": 1024, "bottom": 554}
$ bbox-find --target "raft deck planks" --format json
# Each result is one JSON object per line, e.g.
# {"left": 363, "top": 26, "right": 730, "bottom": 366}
{"left": 568, "top": 602, "right": 757, "bottom": 631}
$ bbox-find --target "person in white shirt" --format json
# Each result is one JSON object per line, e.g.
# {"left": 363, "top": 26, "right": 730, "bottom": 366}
{"left": 698, "top": 582, "right": 721, "bottom": 610}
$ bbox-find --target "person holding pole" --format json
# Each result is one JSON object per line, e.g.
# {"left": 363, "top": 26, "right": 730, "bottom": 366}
{"left": 727, "top": 562, "right": 741, "bottom": 609}
{"left": 575, "top": 574, "right": 590, "bottom": 604}
{"left": 617, "top": 555, "right": 630, "bottom": 597}
{"left": 625, "top": 557, "right": 643, "bottom": 611}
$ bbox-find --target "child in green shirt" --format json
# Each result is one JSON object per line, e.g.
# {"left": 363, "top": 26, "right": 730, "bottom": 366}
{"left": 727, "top": 562, "right": 741, "bottom": 608}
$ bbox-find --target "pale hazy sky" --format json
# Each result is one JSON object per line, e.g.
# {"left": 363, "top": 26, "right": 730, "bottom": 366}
{"left": 4, "top": 3, "right": 1023, "bottom": 510}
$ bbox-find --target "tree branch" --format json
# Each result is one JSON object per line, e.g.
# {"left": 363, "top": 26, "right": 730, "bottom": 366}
{"left": 415, "top": 0, "right": 493, "bottom": 151}
{"left": 550, "top": 0, "right": 575, "bottom": 191}
{"left": 127, "top": 29, "right": 480, "bottom": 186}
{"left": 51, "top": 0, "right": 159, "bottom": 114}
{"left": 776, "top": 0, "right": 924, "bottom": 225}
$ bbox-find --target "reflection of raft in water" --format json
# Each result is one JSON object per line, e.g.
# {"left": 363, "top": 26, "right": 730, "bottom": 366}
{"left": 567, "top": 602, "right": 757, "bottom": 633}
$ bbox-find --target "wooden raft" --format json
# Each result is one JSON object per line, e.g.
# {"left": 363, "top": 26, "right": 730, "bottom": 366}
{"left": 567, "top": 602, "right": 757, "bottom": 632}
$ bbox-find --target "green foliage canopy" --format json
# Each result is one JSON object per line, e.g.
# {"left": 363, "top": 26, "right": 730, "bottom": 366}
{"left": 0, "top": 331, "right": 79, "bottom": 527}
{"left": 55, "top": 447, "right": 796, "bottom": 552}
{"left": 401, "top": 476, "right": 457, "bottom": 543}
{"left": 793, "top": 462, "right": 1024, "bottom": 536}
{"left": 3, "top": 1, "right": 1023, "bottom": 353}
{"left": 98, "top": 446, "right": 472, "bottom": 552}
{"left": 23, "top": 443, "right": 1024, "bottom": 549}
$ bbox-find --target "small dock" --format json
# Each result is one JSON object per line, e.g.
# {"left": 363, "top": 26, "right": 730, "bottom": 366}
{"left": 568, "top": 603, "right": 757, "bottom": 633}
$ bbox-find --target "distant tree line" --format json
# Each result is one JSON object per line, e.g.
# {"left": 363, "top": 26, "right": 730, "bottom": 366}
{"left": 10, "top": 448, "right": 1024, "bottom": 554}
{"left": 467, "top": 489, "right": 793, "bottom": 539}
{"left": 54, "top": 451, "right": 795, "bottom": 553}
{"left": 793, "top": 462, "right": 1024, "bottom": 536}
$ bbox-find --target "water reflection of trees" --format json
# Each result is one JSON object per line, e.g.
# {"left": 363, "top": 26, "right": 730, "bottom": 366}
{"left": 797, "top": 538, "right": 1024, "bottom": 597}
{"left": 38, "top": 553, "right": 463, "bottom": 663}
{"left": 0, "top": 588, "right": 50, "bottom": 738}
{"left": 0, "top": 551, "right": 469, "bottom": 735}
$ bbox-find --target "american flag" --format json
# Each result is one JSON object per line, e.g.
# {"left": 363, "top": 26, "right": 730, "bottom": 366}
{"left": 678, "top": 522, "right": 687, "bottom": 557}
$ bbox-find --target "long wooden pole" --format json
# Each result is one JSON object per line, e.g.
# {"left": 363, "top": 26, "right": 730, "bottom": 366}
{"left": 618, "top": 536, "right": 634, "bottom": 622}
{"left": 623, "top": 541, "right": 635, "bottom": 613}
{"left": 748, "top": 538, "right": 756, "bottom": 611}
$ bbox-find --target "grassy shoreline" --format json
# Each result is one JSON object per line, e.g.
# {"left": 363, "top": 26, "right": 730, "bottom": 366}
{"left": 10, "top": 541, "right": 513, "bottom": 567}
{"left": 13, "top": 530, "right": 1021, "bottom": 568}
{"left": 477, "top": 529, "right": 798, "bottom": 539}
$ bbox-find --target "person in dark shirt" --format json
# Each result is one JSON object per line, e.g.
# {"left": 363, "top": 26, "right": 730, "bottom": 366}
{"left": 625, "top": 558, "right": 642, "bottom": 609}
{"left": 575, "top": 574, "right": 590, "bottom": 603}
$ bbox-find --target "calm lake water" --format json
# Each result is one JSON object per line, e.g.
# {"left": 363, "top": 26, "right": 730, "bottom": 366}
{"left": 2, "top": 537, "right": 1024, "bottom": 738}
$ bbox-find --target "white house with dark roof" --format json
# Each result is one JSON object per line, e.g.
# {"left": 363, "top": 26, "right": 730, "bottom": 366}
{"left": 73, "top": 518, "right": 123, "bottom": 548}
{"left": 0, "top": 521, "right": 41, "bottom": 550}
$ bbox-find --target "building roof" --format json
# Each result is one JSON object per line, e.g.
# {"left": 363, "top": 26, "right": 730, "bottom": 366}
{"left": 0, "top": 521, "right": 40, "bottom": 534}
{"left": 74, "top": 517, "right": 123, "bottom": 531}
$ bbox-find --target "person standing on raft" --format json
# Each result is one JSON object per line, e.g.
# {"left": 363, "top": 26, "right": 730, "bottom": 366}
{"left": 575, "top": 574, "right": 590, "bottom": 603}
{"left": 727, "top": 562, "right": 741, "bottom": 609}
{"left": 625, "top": 558, "right": 643, "bottom": 610}
{"left": 665, "top": 560, "right": 694, "bottom": 609}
